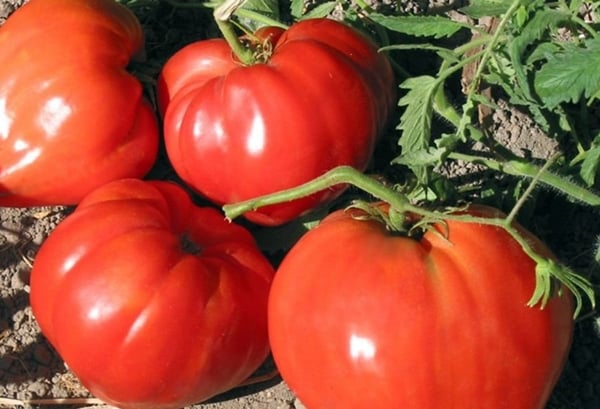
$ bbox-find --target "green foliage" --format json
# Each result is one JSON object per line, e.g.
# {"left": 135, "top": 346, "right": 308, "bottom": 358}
{"left": 201, "top": 0, "right": 283, "bottom": 29}
{"left": 291, "top": 0, "right": 338, "bottom": 19}
{"left": 460, "top": 0, "right": 514, "bottom": 19}
{"left": 237, "top": 0, "right": 280, "bottom": 29}
{"left": 535, "top": 39, "right": 600, "bottom": 108}
{"left": 352, "top": 0, "right": 600, "bottom": 198}
{"left": 369, "top": 14, "right": 467, "bottom": 39}
{"left": 289, "top": 0, "right": 304, "bottom": 18}
{"left": 396, "top": 76, "right": 437, "bottom": 154}
{"left": 581, "top": 136, "right": 600, "bottom": 186}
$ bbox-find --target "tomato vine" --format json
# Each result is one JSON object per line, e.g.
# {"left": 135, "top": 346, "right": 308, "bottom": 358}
{"left": 223, "top": 164, "right": 595, "bottom": 317}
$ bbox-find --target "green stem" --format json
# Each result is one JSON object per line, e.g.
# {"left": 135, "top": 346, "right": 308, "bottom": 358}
{"left": 437, "top": 48, "right": 488, "bottom": 83}
{"left": 214, "top": 0, "right": 255, "bottom": 65}
{"left": 506, "top": 153, "right": 558, "bottom": 224}
{"left": 433, "top": 87, "right": 486, "bottom": 142}
{"left": 448, "top": 152, "right": 600, "bottom": 206}
{"left": 223, "top": 165, "right": 594, "bottom": 316}
{"left": 425, "top": 49, "right": 490, "bottom": 138}
{"left": 224, "top": 166, "right": 411, "bottom": 220}
{"left": 433, "top": 81, "right": 462, "bottom": 128}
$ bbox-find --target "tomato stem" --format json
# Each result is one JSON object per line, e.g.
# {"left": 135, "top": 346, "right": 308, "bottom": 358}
{"left": 223, "top": 166, "right": 410, "bottom": 221}
{"left": 214, "top": 0, "right": 255, "bottom": 65}
{"left": 223, "top": 165, "right": 595, "bottom": 317}
{"left": 448, "top": 151, "right": 600, "bottom": 206}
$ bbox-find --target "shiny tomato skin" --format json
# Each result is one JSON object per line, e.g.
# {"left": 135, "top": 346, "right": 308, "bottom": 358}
{"left": 159, "top": 18, "right": 395, "bottom": 226}
{"left": 0, "top": 0, "right": 159, "bottom": 207}
{"left": 269, "top": 205, "right": 574, "bottom": 409}
{"left": 30, "top": 179, "right": 274, "bottom": 409}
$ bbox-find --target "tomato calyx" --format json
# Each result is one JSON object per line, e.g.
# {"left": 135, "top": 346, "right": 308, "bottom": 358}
{"left": 238, "top": 31, "right": 277, "bottom": 64}
{"left": 347, "top": 201, "right": 467, "bottom": 247}
{"left": 345, "top": 200, "right": 414, "bottom": 236}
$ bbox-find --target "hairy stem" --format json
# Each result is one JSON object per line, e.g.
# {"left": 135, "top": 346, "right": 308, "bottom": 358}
{"left": 448, "top": 152, "right": 600, "bottom": 206}
{"left": 224, "top": 166, "right": 410, "bottom": 220}
{"left": 506, "top": 154, "right": 559, "bottom": 223}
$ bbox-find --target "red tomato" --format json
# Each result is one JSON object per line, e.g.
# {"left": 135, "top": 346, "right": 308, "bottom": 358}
{"left": 0, "top": 0, "right": 158, "bottom": 207}
{"left": 269, "top": 204, "right": 574, "bottom": 409}
{"left": 30, "top": 179, "right": 274, "bottom": 409}
{"left": 158, "top": 18, "right": 395, "bottom": 226}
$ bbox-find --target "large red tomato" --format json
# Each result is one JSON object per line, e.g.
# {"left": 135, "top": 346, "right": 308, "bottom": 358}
{"left": 30, "top": 179, "right": 274, "bottom": 409}
{"left": 0, "top": 0, "right": 158, "bottom": 207}
{"left": 158, "top": 18, "right": 395, "bottom": 226}
{"left": 269, "top": 204, "right": 574, "bottom": 409}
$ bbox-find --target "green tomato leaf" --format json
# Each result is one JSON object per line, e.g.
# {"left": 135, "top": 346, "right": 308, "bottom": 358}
{"left": 394, "top": 76, "right": 439, "bottom": 182}
{"left": 235, "top": 0, "right": 280, "bottom": 30}
{"left": 290, "top": 0, "right": 304, "bottom": 19}
{"left": 392, "top": 147, "right": 445, "bottom": 167}
{"left": 568, "top": 0, "right": 585, "bottom": 13}
{"left": 435, "top": 132, "right": 463, "bottom": 150}
{"left": 369, "top": 14, "right": 467, "bottom": 39}
{"left": 301, "top": 1, "right": 338, "bottom": 19}
{"left": 580, "top": 143, "right": 600, "bottom": 187}
{"left": 508, "top": 9, "right": 572, "bottom": 108}
{"left": 510, "top": 8, "right": 571, "bottom": 59}
{"left": 459, "top": 0, "right": 514, "bottom": 18}
{"left": 397, "top": 76, "right": 437, "bottom": 152}
{"left": 534, "top": 38, "right": 600, "bottom": 108}
{"left": 242, "top": 0, "right": 279, "bottom": 16}
{"left": 291, "top": 0, "right": 337, "bottom": 20}
{"left": 381, "top": 43, "right": 458, "bottom": 63}
{"left": 526, "top": 41, "right": 561, "bottom": 66}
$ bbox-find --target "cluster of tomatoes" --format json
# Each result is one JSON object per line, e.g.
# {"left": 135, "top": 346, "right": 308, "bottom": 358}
{"left": 0, "top": 1, "right": 576, "bottom": 408}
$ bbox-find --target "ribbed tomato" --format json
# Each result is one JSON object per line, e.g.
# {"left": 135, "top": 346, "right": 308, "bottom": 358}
{"left": 158, "top": 18, "right": 395, "bottom": 226}
{"left": 269, "top": 204, "right": 573, "bottom": 409}
{"left": 30, "top": 179, "right": 274, "bottom": 409}
{"left": 0, "top": 0, "right": 158, "bottom": 206}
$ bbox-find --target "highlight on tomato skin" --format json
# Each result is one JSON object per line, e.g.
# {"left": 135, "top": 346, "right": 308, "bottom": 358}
{"left": 29, "top": 179, "right": 275, "bottom": 409}
{"left": 0, "top": 0, "right": 159, "bottom": 207}
{"left": 158, "top": 18, "right": 396, "bottom": 226}
{"left": 268, "top": 204, "right": 574, "bottom": 409}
